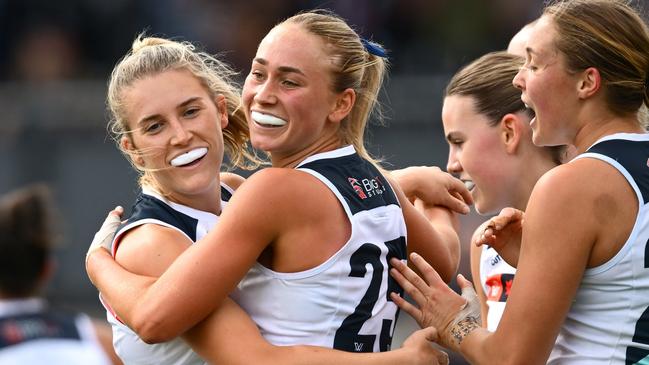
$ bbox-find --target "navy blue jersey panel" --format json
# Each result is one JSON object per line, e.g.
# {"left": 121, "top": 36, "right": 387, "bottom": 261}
{"left": 587, "top": 139, "right": 649, "bottom": 205}
{"left": 122, "top": 194, "right": 198, "bottom": 240}
{"left": 301, "top": 154, "right": 399, "bottom": 215}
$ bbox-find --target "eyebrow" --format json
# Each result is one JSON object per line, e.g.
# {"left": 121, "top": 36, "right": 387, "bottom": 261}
{"left": 253, "top": 57, "right": 305, "bottom": 76}
{"left": 137, "top": 97, "right": 202, "bottom": 126}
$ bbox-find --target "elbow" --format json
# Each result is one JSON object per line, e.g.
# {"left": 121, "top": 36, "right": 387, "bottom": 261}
{"left": 129, "top": 309, "right": 176, "bottom": 344}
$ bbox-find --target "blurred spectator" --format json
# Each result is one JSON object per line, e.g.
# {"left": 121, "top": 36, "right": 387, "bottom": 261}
{"left": 0, "top": 184, "right": 122, "bottom": 364}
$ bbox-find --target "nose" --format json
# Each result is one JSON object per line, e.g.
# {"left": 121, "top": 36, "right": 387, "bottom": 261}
{"left": 170, "top": 119, "right": 192, "bottom": 146}
{"left": 446, "top": 153, "right": 461, "bottom": 175}
{"left": 513, "top": 67, "right": 525, "bottom": 91}
{"left": 253, "top": 79, "right": 277, "bottom": 105}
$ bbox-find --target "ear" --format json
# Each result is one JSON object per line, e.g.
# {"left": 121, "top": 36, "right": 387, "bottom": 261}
{"left": 500, "top": 113, "right": 524, "bottom": 154}
{"left": 214, "top": 94, "right": 229, "bottom": 130}
{"left": 328, "top": 88, "right": 356, "bottom": 124}
{"left": 121, "top": 136, "right": 144, "bottom": 167}
{"left": 576, "top": 67, "right": 601, "bottom": 99}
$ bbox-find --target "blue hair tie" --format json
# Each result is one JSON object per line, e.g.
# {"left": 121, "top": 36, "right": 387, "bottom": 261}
{"left": 360, "top": 38, "right": 387, "bottom": 58}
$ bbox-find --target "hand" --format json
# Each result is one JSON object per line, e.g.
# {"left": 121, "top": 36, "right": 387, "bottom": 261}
{"left": 85, "top": 206, "right": 123, "bottom": 267}
{"left": 475, "top": 207, "right": 524, "bottom": 267}
{"left": 400, "top": 327, "right": 450, "bottom": 365}
{"left": 391, "top": 166, "right": 472, "bottom": 214}
{"left": 390, "top": 253, "right": 481, "bottom": 353}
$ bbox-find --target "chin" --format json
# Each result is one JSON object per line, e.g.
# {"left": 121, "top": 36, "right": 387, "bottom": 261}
{"left": 474, "top": 200, "right": 496, "bottom": 217}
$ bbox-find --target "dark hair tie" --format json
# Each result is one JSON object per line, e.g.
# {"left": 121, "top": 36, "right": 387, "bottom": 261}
{"left": 360, "top": 38, "right": 388, "bottom": 58}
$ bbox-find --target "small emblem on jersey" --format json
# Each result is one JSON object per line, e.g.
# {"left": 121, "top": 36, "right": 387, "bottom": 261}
{"left": 485, "top": 273, "right": 515, "bottom": 302}
{"left": 348, "top": 178, "right": 368, "bottom": 199}
{"left": 354, "top": 342, "right": 364, "bottom": 352}
{"left": 348, "top": 176, "right": 387, "bottom": 200}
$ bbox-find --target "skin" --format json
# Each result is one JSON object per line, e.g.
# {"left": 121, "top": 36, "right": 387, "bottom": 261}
{"left": 87, "top": 23, "right": 459, "bottom": 363}
{"left": 107, "top": 66, "right": 448, "bottom": 365}
{"left": 390, "top": 14, "right": 645, "bottom": 364}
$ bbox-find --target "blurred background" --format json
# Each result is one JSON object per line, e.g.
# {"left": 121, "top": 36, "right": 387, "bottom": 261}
{"left": 2, "top": 0, "right": 645, "bottom": 363}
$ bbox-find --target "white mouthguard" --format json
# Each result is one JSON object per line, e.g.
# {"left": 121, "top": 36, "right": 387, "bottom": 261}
{"left": 170, "top": 147, "right": 208, "bottom": 167}
{"left": 251, "top": 111, "right": 287, "bottom": 126}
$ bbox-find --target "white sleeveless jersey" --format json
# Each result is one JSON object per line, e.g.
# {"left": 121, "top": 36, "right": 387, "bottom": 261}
{"left": 230, "top": 145, "right": 408, "bottom": 353}
{"left": 479, "top": 245, "right": 516, "bottom": 332}
{"left": 548, "top": 133, "right": 649, "bottom": 364}
{"left": 0, "top": 298, "right": 111, "bottom": 365}
{"left": 105, "top": 184, "right": 233, "bottom": 365}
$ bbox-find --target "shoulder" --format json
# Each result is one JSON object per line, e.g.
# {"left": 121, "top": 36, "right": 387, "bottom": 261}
{"left": 533, "top": 157, "right": 630, "bottom": 204}
{"left": 220, "top": 172, "right": 246, "bottom": 190}
{"left": 237, "top": 167, "right": 327, "bottom": 197}
{"left": 116, "top": 223, "right": 192, "bottom": 276}
{"left": 224, "top": 167, "right": 341, "bottom": 222}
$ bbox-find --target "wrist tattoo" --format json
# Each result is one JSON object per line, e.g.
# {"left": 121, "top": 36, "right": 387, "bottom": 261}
{"left": 450, "top": 316, "right": 480, "bottom": 344}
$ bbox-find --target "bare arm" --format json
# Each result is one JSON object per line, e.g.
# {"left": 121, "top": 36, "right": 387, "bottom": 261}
{"left": 86, "top": 169, "right": 305, "bottom": 342}
{"left": 390, "top": 163, "right": 608, "bottom": 364}
{"left": 390, "top": 166, "right": 472, "bottom": 214}
{"left": 184, "top": 297, "right": 449, "bottom": 365}
{"left": 469, "top": 232, "right": 489, "bottom": 328}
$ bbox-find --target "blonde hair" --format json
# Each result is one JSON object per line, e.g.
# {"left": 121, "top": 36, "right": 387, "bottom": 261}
{"left": 107, "top": 35, "right": 259, "bottom": 190}
{"left": 545, "top": 0, "right": 649, "bottom": 118}
{"left": 280, "top": 10, "right": 388, "bottom": 165}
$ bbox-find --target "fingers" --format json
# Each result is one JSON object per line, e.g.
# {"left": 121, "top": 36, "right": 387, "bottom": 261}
{"left": 109, "top": 206, "right": 124, "bottom": 217}
{"left": 436, "top": 350, "right": 450, "bottom": 365}
{"left": 448, "top": 176, "right": 474, "bottom": 206}
{"left": 488, "top": 207, "right": 524, "bottom": 230}
{"left": 419, "top": 326, "right": 439, "bottom": 343}
{"left": 389, "top": 292, "right": 422, "bottom": 322}
{"left": 390, "top": 261, "right": 430, "bottom": 308}
{"left": 442, "top": 192, "right": 470, "bottom": 215}
{"left": 456, "top": 274, "right": 473, "bottom": 289}
{"left": 409, "top": 253, "right": 444, "bottom": 286}
{"left": 87, "top": 206, "right": 123, "bottom": 264}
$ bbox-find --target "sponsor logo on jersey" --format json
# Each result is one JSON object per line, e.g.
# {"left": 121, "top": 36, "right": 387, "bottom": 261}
{"left": 348, "top": 177, "right": 367, "bottom": 199}
{"left": 485, "top": 273, "right": 515, "bottom": 302}
{"left": 348, "top": 176, "right": 387, "bottom": 200}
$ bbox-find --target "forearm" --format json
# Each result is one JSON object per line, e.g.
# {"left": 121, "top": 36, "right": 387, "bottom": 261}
{"left": 87, "top": 249, "right": 191, "bottom": 342}
{"left": 414, "top": 201, "right": 460, "bottom": 281}
{"left": 87, "top": 249, "right": 153, "bottom": 327}
{"left": 269, "top": 346, "right": 426, "bottom": 365}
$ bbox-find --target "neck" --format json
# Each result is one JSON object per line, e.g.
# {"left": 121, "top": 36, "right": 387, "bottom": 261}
{"left": 514, "top": 154, "right": 558, "bottom": 210}
{"left": 270, "top": 135, "right": 343, "bottom": 168}
{"left": 150, "top": 181, "right": 223, "bottom": 215}
{"left": 572, "top": 114, "right": 644, "bottom": 154}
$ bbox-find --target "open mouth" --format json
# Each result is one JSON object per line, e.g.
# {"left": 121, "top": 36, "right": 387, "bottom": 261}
{"left": 170, "top": 147, "right": 207, "bottom": 167}
{"left": 251, "top": 111, "right": 287, "bottom": 128}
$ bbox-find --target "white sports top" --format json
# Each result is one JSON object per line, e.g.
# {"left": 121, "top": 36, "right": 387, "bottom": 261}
{"left": 231, "top": 145, "right": 408, "bottom": 353}
{"left": 105, "top": 185, "right": 233, "bottom": 365}
{"left": 0, "top": 298, "right": 110, "bottom": 365}
{"left": 548, "top": 133, "right": 649, "bottom": 364}
{"left": 479, "top": 245, "right": 516, "bottom": 332}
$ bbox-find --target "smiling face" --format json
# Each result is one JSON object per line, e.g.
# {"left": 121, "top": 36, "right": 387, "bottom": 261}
{"left": 242, "top": 23, "right": 344, "bottom": 164}
{"left": 513, "top": 15, "right": 580, "bottom": 147}
{"left": 442, "top": 95, "right": 519, "bottom": 215}
{"left": 121, "top": 68, "right": 227, "bottom": 208}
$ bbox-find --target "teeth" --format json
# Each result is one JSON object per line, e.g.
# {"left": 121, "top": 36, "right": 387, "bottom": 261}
{"left": 464, "top": 181, "right": 475, "bottom": 191}
{"left": 170, "top": 148, "right": 207, "bottom": 167}
{"left": 251, "top": 111, "right": 287, "bottom": 126}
